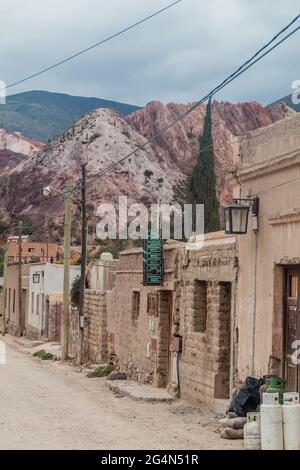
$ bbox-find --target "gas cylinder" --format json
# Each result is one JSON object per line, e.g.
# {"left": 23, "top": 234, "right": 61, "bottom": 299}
{"left": 283, "top": 393, "right": 300, "bottom": 450}
{"left": 260, "top": 404, "right": 283, "bottom": 450}
{"left": 244, "top": 412, "right": 261, "bottom": 450}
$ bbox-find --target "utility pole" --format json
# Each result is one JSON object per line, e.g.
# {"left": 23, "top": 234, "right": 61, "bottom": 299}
{"left": 1, "top": 245, "right": 8, "bottom": 336}
{"left": 18, "top": 221, "right": 23, "bottom": 336}
{"left": 77, "top": 164, "right": 87, "bottom": 366}
{"left": 61, "top": 179, "right": 73, "bottom": 361}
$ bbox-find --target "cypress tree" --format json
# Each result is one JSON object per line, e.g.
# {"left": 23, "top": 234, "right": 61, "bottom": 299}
{"left": 187, "top": 98, "right": 220, "bottom": 233}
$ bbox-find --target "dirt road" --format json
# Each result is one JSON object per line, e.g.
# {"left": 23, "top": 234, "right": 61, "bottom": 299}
{"left": 0, "top": 336, "right": 242, "bottom": 450}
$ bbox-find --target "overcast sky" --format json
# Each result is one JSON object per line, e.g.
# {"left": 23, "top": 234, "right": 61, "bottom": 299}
{"left": 1, "top": 0, "right": 299, "bottom": 106}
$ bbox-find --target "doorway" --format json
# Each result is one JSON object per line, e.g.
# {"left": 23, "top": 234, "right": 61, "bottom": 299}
{"left": 156, "top": 291, "right": 172, "bottom": 388}
{"left": 284, "top": 268, "right": 300, "bottom": 392}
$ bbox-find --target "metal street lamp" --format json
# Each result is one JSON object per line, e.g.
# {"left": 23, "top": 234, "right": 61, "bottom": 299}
{"left": 224, "top": 197, "right": 259, "bottom": 235}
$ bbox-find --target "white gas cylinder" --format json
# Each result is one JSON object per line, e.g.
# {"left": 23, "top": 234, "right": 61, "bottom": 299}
{"left": 283, "top": 393, "right": 300, "bottom": 450}
{"left": 244, "top": 412, "right": 261, "bottom": 450}
{"left": 260, "top": 404, "right": 283, "bottom": 450}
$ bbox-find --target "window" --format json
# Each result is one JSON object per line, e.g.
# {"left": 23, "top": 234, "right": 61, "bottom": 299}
{"left": 131, "top": 291, "right": 140, "bottom": 322}
{"left": 36, "top": 294, "right": 40, "bottom": 316}
{"left": 193, "top": 281, "right": 207, "bottom": 333}
{"left": 289, "top": 274, "right": 298, "bottom": 298}
{"left": 28, "top": 248, "right": 35, "bottom": 253}
{"left": 31, "top": 292, "right": 34, "bottom": 314}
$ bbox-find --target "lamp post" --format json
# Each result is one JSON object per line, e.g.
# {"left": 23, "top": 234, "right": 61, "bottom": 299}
{"left": 42, "top": 169, "right": 88, "bottom": 363}
{"left": 224, "top": 197, "right": 259, "bottom": 235}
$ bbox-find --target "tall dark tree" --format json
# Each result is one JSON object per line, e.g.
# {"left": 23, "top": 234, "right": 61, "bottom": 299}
{"left": 187, "top": 98, "right": 220, "bottom": 233}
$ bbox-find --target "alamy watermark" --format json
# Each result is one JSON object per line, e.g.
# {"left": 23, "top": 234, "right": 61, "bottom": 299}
{"left": 292, "top": 80, "right": 300, "bottom": 105}
{"left": 95, "top": 197, "right": 204, "bottom": 244}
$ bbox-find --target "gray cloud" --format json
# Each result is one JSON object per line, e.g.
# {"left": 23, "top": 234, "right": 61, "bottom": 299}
{"left": 1, "top": 0, "right": 299, "bottom": 106}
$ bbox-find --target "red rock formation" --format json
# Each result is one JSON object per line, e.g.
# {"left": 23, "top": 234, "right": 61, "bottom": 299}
{"left": 0, "top": 100, "right": 293, "bottom": 234}
{"left": 128, "top": 100, "right": 293, "bottom": 205}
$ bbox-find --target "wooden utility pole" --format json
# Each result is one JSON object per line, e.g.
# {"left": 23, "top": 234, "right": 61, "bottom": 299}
{"left": 1, "top": 245, "right": 8, "bottom": 336}
{"left": 61, "top": 179, "right": 73, "bottom": 361}
{"left": 18, "top": 221, "right": 23, "bottom": 336}
{"left": 77, "top": 164, "right": 87, "bottom": 366}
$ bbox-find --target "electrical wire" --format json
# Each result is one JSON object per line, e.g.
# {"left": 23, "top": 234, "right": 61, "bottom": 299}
{"left": 82, "top": 15, "right": 300, "bottom": 187}
{"left": 44, "top": 14, "right": 300, "bottom": 202}
{"left": 6, "top": 11, "right": 300, "bottom": 207}
{"left": 0, "top": 0, "right": 183, "bottom": 93}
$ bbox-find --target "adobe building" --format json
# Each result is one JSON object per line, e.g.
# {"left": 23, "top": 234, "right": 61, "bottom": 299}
{"left": 231, "top": 111, "right": 300, "bottom": 393}
{"left": 7, "top": 241, "right": 59, "bottom": 265}
{"left": 74, "top": 235, "right": 238, "bottom": 407}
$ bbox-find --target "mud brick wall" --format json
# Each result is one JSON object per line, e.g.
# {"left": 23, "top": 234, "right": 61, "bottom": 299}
{"left": 24, "top": 324, "right": 40, "bottom": 341}
{"left": 107, "top": 244, "right": 181, "bottom": 386}
{"left": 179, "top": 241, "right": 237, "bottom": 405}
{"left": 84, "top": 290, "right": 108, "bottom": 364}
{"left": 69, "top": 290, "right": 108, "bottom": 364}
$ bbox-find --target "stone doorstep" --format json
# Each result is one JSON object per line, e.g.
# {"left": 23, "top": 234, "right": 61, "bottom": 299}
{"left": 106, "top": 380, "right": 175, "bottom": 403}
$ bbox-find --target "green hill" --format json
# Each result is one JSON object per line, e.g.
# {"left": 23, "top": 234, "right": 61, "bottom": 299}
{"left": 0, "top": 90, "right": 140, "bottom": 142}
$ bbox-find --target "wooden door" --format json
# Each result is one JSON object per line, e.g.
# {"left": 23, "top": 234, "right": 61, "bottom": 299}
{"left": 285, "top": 269, "right": 300, "bottom": 392}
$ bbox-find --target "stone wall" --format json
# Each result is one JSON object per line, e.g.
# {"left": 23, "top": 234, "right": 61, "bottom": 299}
{"left": 105, "top": 235, "right": 237, "bottom": 405}
{"left": 70, "top": 235, "right": 237, "bottom": 405}
{"left": 24, "top": 324, "right": 40, "bottom": 341}
{"left": 69, "top": 290, "right": 108, "bottom": 364}
{"left": 178, "top": 237, "right": 237, "bottom": 405}
{"left": 106, "top": 244, "right": 181, "bottom": 386}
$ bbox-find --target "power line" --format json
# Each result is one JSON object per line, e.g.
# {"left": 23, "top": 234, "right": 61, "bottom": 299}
{"left": 31, "top": 11, "right": 300, "bottom": 203}
{"left": 0, "top": 1, "right": 183, "bottom": 93}
{"left": 82, "top": 13, "right": 300, "bottom": 186}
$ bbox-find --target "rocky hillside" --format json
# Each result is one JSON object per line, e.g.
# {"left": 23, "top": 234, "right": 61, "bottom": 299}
{"left": 0, "top": 100, "right": 293, "bottom": 236}
{"left": 0, "top": 128, "right": 43, "bottom": 175}
{"left": 127, "top": 100, "right": 293, "bottom": 205}
{"left": 0, "top": 128, "right": 43, "bottom": 155}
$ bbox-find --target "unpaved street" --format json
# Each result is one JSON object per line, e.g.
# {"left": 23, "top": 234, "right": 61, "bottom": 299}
{"left": 0, "top": 336, "right": 242, "bottom": 450}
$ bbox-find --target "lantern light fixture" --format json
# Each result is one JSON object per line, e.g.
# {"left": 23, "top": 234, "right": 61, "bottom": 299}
{"left": 224, "top": 197, "right": 259, "bottom": 235}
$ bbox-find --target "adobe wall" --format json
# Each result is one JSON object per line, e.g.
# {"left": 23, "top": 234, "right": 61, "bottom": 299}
{"left": 179, "top": 237, "right": 238, "bottom": 405}
{"left": 69, "top": 290, "right": 108, "bottom": 364}
{"left": 106, "top": 245, "right": 181, "bottom": 386}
